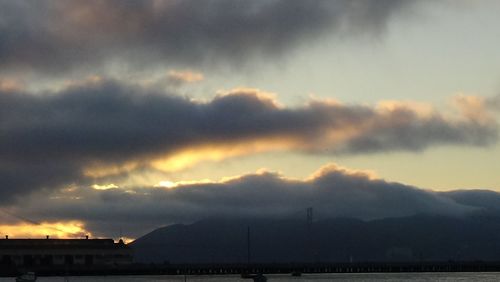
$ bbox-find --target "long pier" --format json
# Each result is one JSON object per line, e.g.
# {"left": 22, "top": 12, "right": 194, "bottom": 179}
{"left": 2, "top": 261, "right": 500, "bottom": 276}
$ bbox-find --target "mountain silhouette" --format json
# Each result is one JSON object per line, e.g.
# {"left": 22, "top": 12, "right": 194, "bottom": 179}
{"left": 130, "top": 214, "right": 500, "bottom": 263}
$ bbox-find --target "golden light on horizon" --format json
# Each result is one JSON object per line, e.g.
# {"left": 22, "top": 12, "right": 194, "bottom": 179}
{"left": 0, "top": 221, "right": 90, "bottom": 239}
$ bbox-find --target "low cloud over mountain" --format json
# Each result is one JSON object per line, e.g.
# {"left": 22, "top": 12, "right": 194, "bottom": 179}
{"left": 10, "top": 163, "right": 500, "bottom": 238}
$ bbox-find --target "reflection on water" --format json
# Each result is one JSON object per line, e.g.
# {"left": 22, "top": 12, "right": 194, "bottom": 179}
{"left": 1, "top": 273, "right": 500, "bottom": 282}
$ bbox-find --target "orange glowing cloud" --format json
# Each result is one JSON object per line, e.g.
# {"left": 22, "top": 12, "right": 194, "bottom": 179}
{"left": 0, "top": 77, "right": 24, "bottom": 91}
{"left": 155, "top": 179, "right": 215, "bottom": 189}
{"left": 216, "top": 87, "right": 282, "bottom": 108}
{"left": 6, "top": 79, "right": 494, "bottom": 195}
{"left": 167, "top": 70, "right": 204, "bottom": 84}
{"left": 452, "top": 94, "right": 492, "bottom": 124}
{"left": 151, "top": 138, "right": 300, "bottom": 173}
{"left": 376, "top": 100, "right": 435, "bottom": 118}
{"left": 307, "top": 163, "right": 378, "bottom": 181}
{"left": 83, "top": 161, "right": 139, "bottom": 178}
{"left": 79, "top": 91, "right": 498, "bottom": 181}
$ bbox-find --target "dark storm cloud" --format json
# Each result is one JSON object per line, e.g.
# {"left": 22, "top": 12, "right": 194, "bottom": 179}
{"left": 339, "top": 110, "right": 496, "bottom": 153}
{"left": 0, "top": 161, "right": 81, "bottom": 201}
{"left": 17, "top": 164, "right": 476, "bottom": 237}
{"left": 0, "top": 79, "right": 497, "bottom": 202}
{"left": 0, "top": 0, "right": 418, "bottom": 74}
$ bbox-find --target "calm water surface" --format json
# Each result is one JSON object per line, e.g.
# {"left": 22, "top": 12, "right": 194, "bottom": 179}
{"left": 1, "top": 272, "right": 500, "bottom": 281}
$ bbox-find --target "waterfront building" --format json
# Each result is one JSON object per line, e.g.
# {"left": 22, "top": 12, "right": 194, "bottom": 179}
{"left": 0, "top": 237, "right": 132, "bottom": 267}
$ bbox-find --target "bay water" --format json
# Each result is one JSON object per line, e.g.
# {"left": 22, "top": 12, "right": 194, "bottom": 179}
{"left": 2, "top": 272, "right": 499, "bottom": 281}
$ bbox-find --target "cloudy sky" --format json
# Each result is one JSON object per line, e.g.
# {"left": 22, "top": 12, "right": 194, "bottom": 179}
{"left": 1, "top": 0, "right": 500, "bottom": 240}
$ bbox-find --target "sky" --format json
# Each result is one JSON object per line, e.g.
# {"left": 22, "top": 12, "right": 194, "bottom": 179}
{"left": 1, "top": 0, "right": 500, "bottom": 240}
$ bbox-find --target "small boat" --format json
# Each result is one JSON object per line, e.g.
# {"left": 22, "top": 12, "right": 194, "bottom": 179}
{"left": 291, "top": 271, "right": 302, "bottom": 277}
{"left": 15, "top": 272, "right": 36, "bottom": 282}
{"left": 241, "top": 273, "right": 267, "bottom": 281}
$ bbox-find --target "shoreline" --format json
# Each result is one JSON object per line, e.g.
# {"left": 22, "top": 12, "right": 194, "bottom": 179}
{"left": 3, "top": 261, "right": 500, "bottom": 277}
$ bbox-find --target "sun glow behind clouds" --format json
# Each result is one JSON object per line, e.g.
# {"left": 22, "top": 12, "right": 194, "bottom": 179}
{"left": 151, "top": 139, "right": 299, "bottom": 173}
{"left": 167, "top": 70, "right": 204, "bottom": 83}
{"left": 82, "top": 138, "right": 300, "bottom": 180}
{"left": 155, "top": 179, "right": 215, "bottom": 189}
{"left": 0, "top": 221, "right": 90, "bottom": 239}
{"left": 83, "top": 161, "right": 139, "bottom": 178}
{"left": 91, "top": 183, "right": 119, "bottom": 190}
